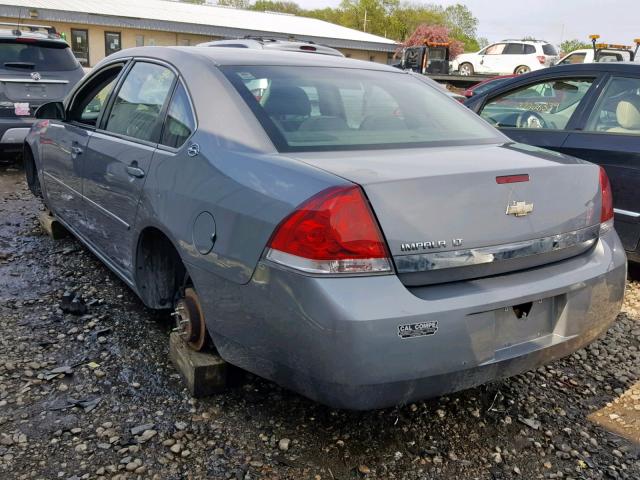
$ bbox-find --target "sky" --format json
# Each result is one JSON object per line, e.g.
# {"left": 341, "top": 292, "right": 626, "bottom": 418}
{"left": 293, "top": 0, "right": 639, "bottom": 47}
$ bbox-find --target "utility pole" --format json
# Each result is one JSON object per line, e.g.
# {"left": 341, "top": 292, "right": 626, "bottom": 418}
{"left": 363, "top": 9, "right": 367, "bottom": 32}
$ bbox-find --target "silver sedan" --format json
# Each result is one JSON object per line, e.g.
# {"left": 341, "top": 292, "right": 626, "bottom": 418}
{"left": 24, "top": 46, "right": 626, "bottom": 409}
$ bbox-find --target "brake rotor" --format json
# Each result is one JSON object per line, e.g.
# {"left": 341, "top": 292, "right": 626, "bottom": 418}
{"left": 173, "top": 287, "right": 207, "bottom": 351}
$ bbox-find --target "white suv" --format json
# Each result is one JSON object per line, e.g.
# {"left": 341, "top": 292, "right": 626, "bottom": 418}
{"left": 452, "top": 40, "right": 559, "bottom": 76}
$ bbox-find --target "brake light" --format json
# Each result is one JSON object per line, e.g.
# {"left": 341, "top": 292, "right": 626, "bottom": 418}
{"left": 265, "top": 185, "right": 392, "bottom": 274}
{"left": 599, "top": 166, "right": 614, "bottom": 223}
{"left": 537, "top": 55, "right": 546, "bottom": 64}
{"left": 496, "top": 174, "right": 529, "bottom": 184}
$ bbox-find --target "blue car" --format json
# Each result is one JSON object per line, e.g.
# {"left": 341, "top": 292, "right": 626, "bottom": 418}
{"left": 466, "top": 62, "right": 640, "bottom": 265}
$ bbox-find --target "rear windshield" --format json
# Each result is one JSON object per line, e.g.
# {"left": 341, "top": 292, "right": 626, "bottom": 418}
{"left": 542, "top": 44, "right": 558, "bottom": 56}
{"left": 0, "top": 40, "right": 79, "bottom": 71}
{"left": 222, "top": 66, "right": 501, "bottom": 152}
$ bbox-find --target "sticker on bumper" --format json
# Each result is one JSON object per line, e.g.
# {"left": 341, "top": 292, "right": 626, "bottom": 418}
{"left": 398, "top": 321, "right": 438, "bottom": 339}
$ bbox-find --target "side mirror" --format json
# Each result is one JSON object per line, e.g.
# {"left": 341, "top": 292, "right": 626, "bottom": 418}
{"left": 35, "top": 101, "right": 65, "bottom": 121}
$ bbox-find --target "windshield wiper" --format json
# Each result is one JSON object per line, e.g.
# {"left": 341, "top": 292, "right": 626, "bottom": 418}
{"left": 3, "top": 62, "right": 35, "bottom": 69}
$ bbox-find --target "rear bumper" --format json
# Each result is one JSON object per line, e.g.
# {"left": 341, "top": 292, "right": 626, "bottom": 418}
{"left": 191, "top": 230, "right": 626, "bottom": 410}
{"left": 0, "top": 117, "right": 34, "bottom": 149}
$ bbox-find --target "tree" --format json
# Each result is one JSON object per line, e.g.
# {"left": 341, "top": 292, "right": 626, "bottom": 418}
{"left": 250, "top": 0, "right": 302, "bottom": 15}
{"left": 559, "top": 39, "right": 591, "bottom": 55}
{"left": 444, "top": 4, "right": 479, "bottom": 53}
{"left": 216, "top": 0, "right": 251, "bottom": 8}
{"left": 400, "top": 24, "right": 464, "bottom": 59}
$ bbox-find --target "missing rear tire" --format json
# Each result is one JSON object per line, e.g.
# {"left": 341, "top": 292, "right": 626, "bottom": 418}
{"left": 173, "top": 287, "right": 209, "bottom": 351}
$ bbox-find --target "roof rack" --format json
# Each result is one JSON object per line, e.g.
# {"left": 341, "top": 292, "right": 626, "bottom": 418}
{"left": 0, "top": 22, "right": 57, "bottom": 36}
{"left": 501, "top": 38, "right": 548, "bottom": 43}
{"left": 242, "top": 35, "right": 316, "bottom": 44}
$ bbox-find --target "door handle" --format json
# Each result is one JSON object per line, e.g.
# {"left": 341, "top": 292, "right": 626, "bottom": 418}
{"left": 126, "top": 165, "right": 145, "bottom": 178}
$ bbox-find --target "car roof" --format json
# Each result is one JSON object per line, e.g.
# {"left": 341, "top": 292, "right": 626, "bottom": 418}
{"left": 106, "top": 45, "right": 399, "bottom": 72}
{"left": 197, "top": 38, "right": 345, "bottom": 57}
{"left": 540, "top": 62, "right": 640, "bottom": 73}
{"left": 0, "top": 23, "right": 66, "bottom": 43}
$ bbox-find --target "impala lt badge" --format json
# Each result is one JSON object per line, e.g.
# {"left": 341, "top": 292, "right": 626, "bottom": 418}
{"left": 506, "top": 200, "right": 534, "bottom": 217}
{"left": 400, "top": 238, "right": 463, "bottom": 252}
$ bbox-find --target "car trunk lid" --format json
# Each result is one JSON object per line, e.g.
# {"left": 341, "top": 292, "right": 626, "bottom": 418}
{"left": 290, "top": 143, "right": 602, "bottom": 285}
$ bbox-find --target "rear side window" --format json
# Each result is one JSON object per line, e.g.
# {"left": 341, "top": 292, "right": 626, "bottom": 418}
{"left": 0, "top": 40, "right": 79, "bottom": 71}
{"left": 542, "top": 44, "right": 558, "bottom": 56}
{"left": 504, "top": 43, "right": 524, "bottom": 55}
{"left": 560, "top": 53, "right": 587, "bottom": 65}
{"left": 105, "top": 62, "right": 175, "bottom": 142}
{"left": 161, "top": 82, "right": 196, "bottom": 148}
{"left": 524, "top": 44, "right": 536, "bottom": 54}
{"left": 586, "top": 77, "right": 640, "bottom": 134}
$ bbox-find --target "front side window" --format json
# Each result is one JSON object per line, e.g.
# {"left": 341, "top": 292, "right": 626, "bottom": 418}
{"left": 480, "top": 77, "right": 594, "bottom": 130}
{"left": 222, "top": 66, "right": 501, "bottom": 152}
{"left": 586, "top": 76, "right": 640, "bottom": 134}
{"left": 105, "top": 62, "right": 175, "bottom": 142}
{"left": 161, "top": 82, "right": 196, "bottom": 148}
{"left": 68, "top": 65, "right": 123, "bottom": 126}
{"left": 484, "top": 43, "right": 506, "bottom": 55}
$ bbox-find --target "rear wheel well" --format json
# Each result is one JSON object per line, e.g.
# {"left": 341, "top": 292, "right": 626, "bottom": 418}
{"left": 135, "top": 228, "right": 187, "bottom": 309}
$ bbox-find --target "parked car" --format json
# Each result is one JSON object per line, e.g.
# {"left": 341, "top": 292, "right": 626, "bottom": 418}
{"left": 465, "top": 62, "right": 640, "bottom": 264}
{"left": 557, "top": 48, "right": 632, "bottom": 65}
{"left": 452, "top": 39, "right": 558, "bottom": 76}
{"left": 463, "top": 74, "right": 517, "bottom": 98}
{"left": 556, "top": 37, "right": 640, "bottom": 66}
{"left": 25, "top": 46, "right": 625, "bottom": 410}
{"left": 197, "top": 37, "right": 344, "bottom": 57}
{"left": 0, "top": 22, "right": 83, "bottom": 159}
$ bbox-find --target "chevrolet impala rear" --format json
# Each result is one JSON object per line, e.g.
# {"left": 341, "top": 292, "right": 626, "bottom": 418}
{"left": 196, "top": 61, "right": 626, "bottom": 410}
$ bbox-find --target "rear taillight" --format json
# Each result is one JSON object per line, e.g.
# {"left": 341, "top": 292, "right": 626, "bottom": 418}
{"left": 599, "top": 166, "right": 614, "bottom": 235}
{"left": 599, "top": 166, "right": 614, "bottom": 222}
{"left": 537, "top": 55, "right": 546, "bottom": 64}
{"left": 265, "top": 185, "right": 392, "bottom": 274}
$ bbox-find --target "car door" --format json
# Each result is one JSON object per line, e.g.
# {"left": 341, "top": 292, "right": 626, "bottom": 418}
{"left": 41, "top": 62, "right": 125, "bottom": 229}
{"left": 561, "top": 74, "right": 640, "bottom": 254}
{"left": 500, "top": 43, "right": 524, "bottom": 74}
{"left": 475, "top": 74, "right": 601, "bottom": 151}
{"left": 82, "top": 60, "right": 177, "bottom": 275}
{"left": 479, "top": 43, "right": 506, "bottom": 73}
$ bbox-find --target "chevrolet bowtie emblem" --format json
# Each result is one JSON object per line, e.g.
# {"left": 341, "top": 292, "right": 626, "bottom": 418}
{"left": 506, "top": 200, "right": 534, "bottom": 217}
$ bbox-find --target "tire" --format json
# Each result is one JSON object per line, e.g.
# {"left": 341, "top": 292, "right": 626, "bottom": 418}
{"left": 629, "top": 262, "right": 640, "bottom": 282}
{"left": 514, "top": 65, "right": 531, "bottom": 75}
{"left": 459, "top": 63, "right": 474, "bottom": 76}
{"left": 24, "top": 148, "right": 42, "bottom": 198}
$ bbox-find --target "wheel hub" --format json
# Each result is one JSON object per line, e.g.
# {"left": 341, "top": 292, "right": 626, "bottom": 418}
{"left": 173, "top": 287, "right": 207, "bottom": 351}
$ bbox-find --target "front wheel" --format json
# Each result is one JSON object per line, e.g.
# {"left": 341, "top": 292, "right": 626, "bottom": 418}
{"left": 459, "top": 63, "right": 474, "bottom": 76}
{"left": 24, "top": 148, "right": 42, "bottom": 198}
{"left": 514, "top": 65, "right": 531, "bottom": 75}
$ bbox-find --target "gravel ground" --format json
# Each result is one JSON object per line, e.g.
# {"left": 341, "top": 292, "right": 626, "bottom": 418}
{"left": 0, "top": 164, "right": 639, "bottom": 480}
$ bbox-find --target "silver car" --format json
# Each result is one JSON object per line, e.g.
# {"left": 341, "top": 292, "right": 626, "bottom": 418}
{"left": 25, "top": 47, "right": 626, "bottom": 410}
